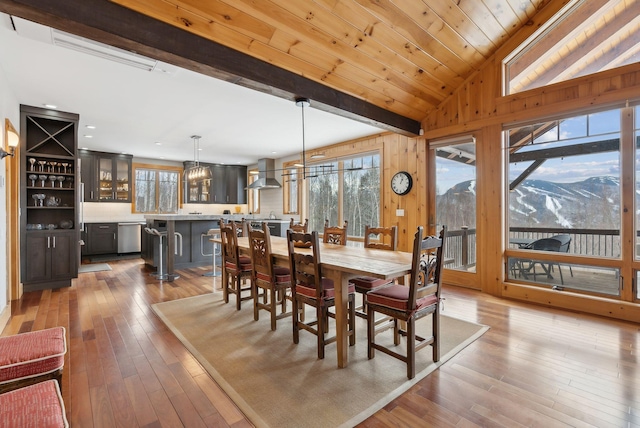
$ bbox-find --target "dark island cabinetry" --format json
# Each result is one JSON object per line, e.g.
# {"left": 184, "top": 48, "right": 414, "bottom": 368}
{"left": 20, "top": 105, "right": 79, "bottom": 291}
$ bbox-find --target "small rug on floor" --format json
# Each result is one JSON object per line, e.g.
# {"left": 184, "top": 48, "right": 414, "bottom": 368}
{"left": 152, "top": 293, "right": 489, "bottom": 428}
{"left": 78, "top": 263, "right": 112, "bottom": 273}
{"left": 88, "top": 253, "right": 141, "bottom": 263}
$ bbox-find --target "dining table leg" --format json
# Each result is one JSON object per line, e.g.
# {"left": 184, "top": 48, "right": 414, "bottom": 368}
{"left": 325, "top": 269, "right": 349, "bottom": 368}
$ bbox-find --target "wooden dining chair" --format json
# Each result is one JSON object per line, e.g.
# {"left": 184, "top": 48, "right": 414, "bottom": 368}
{"left": 220, "top": 220, "right": 253, "bottom": 310}
{"left": 289, "top": 218, "right": 308, "bottom": 233}
{"left": 323, "top": 219, "right": 348, "bottom": 245}
{"left": 349, "top": 225, "right": 398, "bottom": 319}
{"left": 248, "top": 223, "right": 292, "bottom": 330}
{"left": 287, "top": 229, "right": 356, "bottom": 359}
{"left": 366, "top": 225, "right": 447, "bottom": 379}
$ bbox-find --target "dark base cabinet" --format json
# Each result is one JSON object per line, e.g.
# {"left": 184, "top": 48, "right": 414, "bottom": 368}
{"left": 24, "top": 231, "right": 77, "bottom": 291}
{"left": 86, "top": 223, "right": 117, "bottom": 255}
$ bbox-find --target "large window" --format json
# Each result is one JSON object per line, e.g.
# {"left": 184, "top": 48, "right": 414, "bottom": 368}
{"left": 506, "top": 108, "right": 622, "bottom": 296}
{"left": 307, "top": 153, "right": 380, "bottom": 237}
{"left": 133, "top": 164, "right": 181, "bottom": 214}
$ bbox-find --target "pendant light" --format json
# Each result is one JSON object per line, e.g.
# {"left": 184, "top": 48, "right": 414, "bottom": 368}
{"left": 185, "top": 135, "right": 211, "bottom": 181}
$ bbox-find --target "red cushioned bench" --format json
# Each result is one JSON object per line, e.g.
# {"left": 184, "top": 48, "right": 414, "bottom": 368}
{"left": 0, "top": 379, "right": 68, "bottom": 427}
{"left": 0, "top": 327, "right": 67, "bottom": 394}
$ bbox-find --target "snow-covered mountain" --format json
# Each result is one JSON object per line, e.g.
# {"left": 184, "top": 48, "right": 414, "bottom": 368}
{"left": 437, "top": 176, "right": 622, "bottom": 229}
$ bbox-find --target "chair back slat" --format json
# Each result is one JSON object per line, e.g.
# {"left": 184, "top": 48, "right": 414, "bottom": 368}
{"left": 364, "top": 225, "right": 397, "bottom": 251}
{"left": 220, "top": 220, "right": 242, "bottom": 267}
{"left": 248, "top": 223, "right": 273, "bottom": 281}
{"left": 323, "top": 220, "right": 348, "bottom": 245}
{"left": 407, "top": 226, "right": 447, "bottom": 310}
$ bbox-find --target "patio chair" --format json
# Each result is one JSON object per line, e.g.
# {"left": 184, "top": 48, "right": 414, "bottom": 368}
{"left": 519, "top": 237, "right": 567, "bottom": 284}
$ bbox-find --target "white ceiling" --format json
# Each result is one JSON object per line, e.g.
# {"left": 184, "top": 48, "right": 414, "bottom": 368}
{"left": 0, "top": 13, "right": 382, "bottom": 166}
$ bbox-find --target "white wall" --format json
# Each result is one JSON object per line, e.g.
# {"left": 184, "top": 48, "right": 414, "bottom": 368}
{"left": 0, "top": 59, "right": 20, "bottom": 331}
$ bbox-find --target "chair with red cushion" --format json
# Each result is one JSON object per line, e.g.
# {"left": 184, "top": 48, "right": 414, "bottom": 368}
{"left": 287, "top": 229, "right": 356, "bottom": 359}
{"left": 220, "top": 220, "right": 253, "bottom": 310}
{"left": 323, "top": 219, "right": 348, "bottom": 245}
{"left": 0, "top": 379, "right": 69, "bottom": 428}
{"left": 248, "top": 223, "right": 292, "bottom": 330}
{"left": 366, "top": 225, "right": 447, "bottom": 379}
{"left": 349, "top": 225, "right": 398, "bottom": 319}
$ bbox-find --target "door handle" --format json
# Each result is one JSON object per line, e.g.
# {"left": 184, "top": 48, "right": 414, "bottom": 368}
{"left": 47, "top": 236, "right": 50, "bottom": 248}
{"left": 52, "top": 236, "right": 56, "bottom": 248}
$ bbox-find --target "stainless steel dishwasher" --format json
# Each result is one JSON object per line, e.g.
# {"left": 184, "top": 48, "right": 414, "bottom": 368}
{"left": 117, "top": 222, "right": 142, "bottom": 253}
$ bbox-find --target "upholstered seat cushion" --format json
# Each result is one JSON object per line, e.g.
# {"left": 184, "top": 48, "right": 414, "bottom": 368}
{"left": 296, "top": 278, "right": 355, "bottom": 299}
{"left": 367, "top": 284, "right": 438, "bottom": 312}
{"left": 225, "top": 255, "right": 252, "bottom": 273}
{"left": 0, "top": 379, "right": 68, "bottom": 428}
{"left": 256, "top": 266, "right": 291, "bottom": 284}
{"left": 349, "top": 276, "right": 393, "bottom": 291}
{"left": 0, "top": 327, "right": 66, "bottom": 386}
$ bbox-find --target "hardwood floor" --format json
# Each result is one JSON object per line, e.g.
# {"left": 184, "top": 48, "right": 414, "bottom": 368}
{"left": 3, "top": 258, "right": 639, "bottom": 427}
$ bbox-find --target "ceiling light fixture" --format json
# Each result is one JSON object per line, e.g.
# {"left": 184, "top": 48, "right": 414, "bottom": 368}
{"left": 295, "top": 97, "right": 310, "bottom": 179}
{"left": 185, "top": 135, "right": 211, "bottom": 181}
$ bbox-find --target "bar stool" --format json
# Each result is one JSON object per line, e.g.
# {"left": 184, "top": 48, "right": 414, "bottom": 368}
{"left": 201, "top": 229, "right": 221, "bottom": 278}
{"left": 144, "top": 227, "right": 181, "bottom": 281}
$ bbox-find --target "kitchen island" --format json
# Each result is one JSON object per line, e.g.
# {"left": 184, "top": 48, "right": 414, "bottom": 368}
{"left": 143, "top": 214, "right": 228, "bottom": 280}
{"left": 143, "top": 214, "right": 295, "bottom": 281}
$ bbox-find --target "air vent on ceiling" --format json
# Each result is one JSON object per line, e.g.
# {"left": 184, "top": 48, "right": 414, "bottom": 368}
{"left": 51, "top": 29, "right": 157, "bottom": 71}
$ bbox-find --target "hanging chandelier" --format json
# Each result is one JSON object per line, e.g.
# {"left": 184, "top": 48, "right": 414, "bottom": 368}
{"left": 185, "top": 135, "right": 212, "bottom": 181}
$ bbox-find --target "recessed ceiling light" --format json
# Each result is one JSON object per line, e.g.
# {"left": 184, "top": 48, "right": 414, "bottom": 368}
{"left": 44, "top": 104, "right": 57, "bottom": 109}
{"left": 271, "top": 151, "right": 277, "bottom": 154}
{"left": 84, "top": 135, "right": 93, "bottom": 138}
{"left": 198, "top": 148, "right": 203, "bottom": 151}
{"left": 85, "top": 125, "right": 96, "bottom": 129}
{"left": 81, "top": 147, "right": 89, "bottom": 150}
{"left": 155, "top": 142, "right": 162, "bottom": 146}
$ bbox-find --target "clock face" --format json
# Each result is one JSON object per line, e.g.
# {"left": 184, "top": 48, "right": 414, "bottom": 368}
{"left": 391, "top": 171, "right": 412, "bottom": 195}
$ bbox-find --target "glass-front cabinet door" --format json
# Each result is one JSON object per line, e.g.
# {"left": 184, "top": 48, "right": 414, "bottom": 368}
{"left": 98, "top": 155, "right": 131, "bottom": 201}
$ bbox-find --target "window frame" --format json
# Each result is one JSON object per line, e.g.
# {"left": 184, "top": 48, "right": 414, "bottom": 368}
{"left": 282, "top": 160, "right": 302, "bottom": 215}
{"left": 131, "top": 162, "right": 183, "bottom": 214}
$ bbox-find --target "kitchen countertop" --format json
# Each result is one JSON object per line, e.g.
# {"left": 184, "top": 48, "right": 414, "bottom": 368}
{"left": 144, "top": 214, "right": 224, "bottom": 221}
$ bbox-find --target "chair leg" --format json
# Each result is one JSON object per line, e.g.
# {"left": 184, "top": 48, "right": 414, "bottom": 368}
{"left": 393, "top": 319, "right": 400, "bottom": 346}
{"left": 253, "top": 283, "right": 260, "bottom": 321}
{"left": 433, "top": 310, "right": 440, "bottom": 363}
{"left": 292, "top": 295, "right": 300, "bottom": 344}
{"left": 270, "top": 287, "right": 277, "bottom": 331}
{"left": 367, "top": 307, "right": 375, "bottom": 359}
{"left": 223, "top": 272, "right": 230, "bottom": 304}
{"left": 407, "top": 317, "right": 416, "bottom": 380}
{"left": 317, "top": 304, "right": 325, "bottom": 359}
{"left": 235, "top": 276, "right": 242, "bottom": 311}
{"left": 348, "top": 294, "right": 356, "bottom": 346}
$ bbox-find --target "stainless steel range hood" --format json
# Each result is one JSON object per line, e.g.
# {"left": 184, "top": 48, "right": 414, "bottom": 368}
{"left": 248, "top": 158, "right": 282, "bottom": 189}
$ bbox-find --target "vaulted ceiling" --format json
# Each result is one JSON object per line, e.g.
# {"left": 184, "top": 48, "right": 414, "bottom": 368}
{"left": 0, "top": 0, "right": 637, "bottom": 154}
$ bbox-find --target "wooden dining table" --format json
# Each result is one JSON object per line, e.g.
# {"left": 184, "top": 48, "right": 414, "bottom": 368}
{"left": 214, "top": 234, "right": 413, "bottom": 368}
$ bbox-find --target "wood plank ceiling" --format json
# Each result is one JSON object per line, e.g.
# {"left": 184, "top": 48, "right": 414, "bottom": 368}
{"left": 0, "top": 0, "right": 637, "bottom": 134}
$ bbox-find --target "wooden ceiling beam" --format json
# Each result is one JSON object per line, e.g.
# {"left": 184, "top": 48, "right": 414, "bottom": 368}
{"left": 0, "top": 0, "right": 421, "bottom": 136}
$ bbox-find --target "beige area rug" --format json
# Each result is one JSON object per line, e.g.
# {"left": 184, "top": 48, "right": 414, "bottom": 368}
{"left": 152, "top": 293, "right": 488, "bottom": 428}
{"left": 78, "top": 263, "right": 112, "bottom": 273}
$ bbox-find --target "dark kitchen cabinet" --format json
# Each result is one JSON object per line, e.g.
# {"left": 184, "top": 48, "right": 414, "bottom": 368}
{"left": 183, "top": 162, "right": 246, "bottom": 204}
{"left": 20, "top": 105, "right": 79, "bottom": 291}
{"left": 86, "top": 223, "right": 118, "bottom": 255}
{"left": 79, "top": 150, "right": 132, "bottom": 202}
{"left": 24, "top": 231, "right": 77, "bottom": 287}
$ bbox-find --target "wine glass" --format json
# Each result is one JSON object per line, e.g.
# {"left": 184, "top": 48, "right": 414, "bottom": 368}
{"left": 38, "top": 174, "right": 47, "bottom": 187}
{"left": 29, "top": 174, "right": 37, "bottom": 187}
{"left": 36, "top": 194, "right": 45, "bottom": 207}
{"left": 49, "top": 161, "right": 58, "bottom": 173}
{"left": 57, "top": 176, "right": 65, "bottom": 187}
{"left": 32, "top": 194, "right": 39, "bottom": 206}
{"left": 37, "top": 160, "right": 46, "bottom": 172}
{"left": 29, "top": 158, "right": 36, "bottom": 171}
{"left": 60, "top": 163, "right": 69, "bottom": 174}
{"left": 66, "top": 177, "right": 74, "bottom": 188}
{"left": 49, "top": 175, "right": 57, "bottom": 187}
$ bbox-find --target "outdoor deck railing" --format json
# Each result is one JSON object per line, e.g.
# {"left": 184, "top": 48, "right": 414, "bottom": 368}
{"left": 444, "top": 226, "right": 624, "bottom": 270}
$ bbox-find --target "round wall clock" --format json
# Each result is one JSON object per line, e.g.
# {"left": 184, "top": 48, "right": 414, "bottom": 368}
{"left": 391, "top": 171, "right": 413, "bottom": 195}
